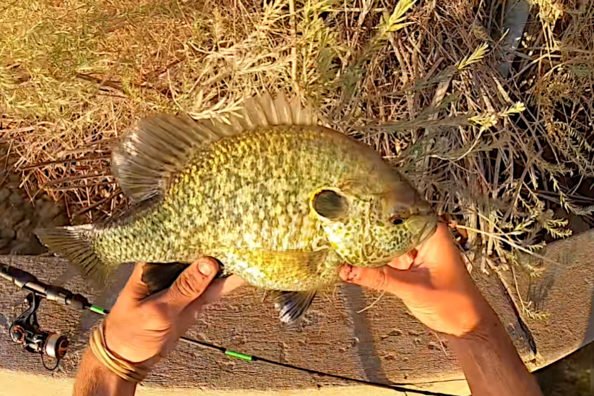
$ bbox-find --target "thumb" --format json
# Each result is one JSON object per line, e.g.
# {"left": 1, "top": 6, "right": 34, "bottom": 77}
{"left": 339, "top": 264, "right": 429, "bottom": 300}
{"left": 161, "top": 258, "right": 219, "bottom": 314}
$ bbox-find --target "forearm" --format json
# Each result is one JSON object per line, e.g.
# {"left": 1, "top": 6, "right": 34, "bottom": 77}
{"left": 73, "top": 348, "right": 137, "bottom": 396}
{"left": 448, "top": 302, "right": 542, "bottom": 396}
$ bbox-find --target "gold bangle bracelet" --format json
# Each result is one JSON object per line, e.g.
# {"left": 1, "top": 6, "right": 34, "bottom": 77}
{"left": 89, "top": 322, "right": 148, "bottom": 383}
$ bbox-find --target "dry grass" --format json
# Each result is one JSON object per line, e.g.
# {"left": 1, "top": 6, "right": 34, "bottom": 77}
{"left": 0, "top": 0, "right": 592, "bottom": 277}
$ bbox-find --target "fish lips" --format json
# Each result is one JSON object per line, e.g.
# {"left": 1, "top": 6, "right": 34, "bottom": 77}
{"left": 408, "top": 214, "right": 439, "bottom": 248}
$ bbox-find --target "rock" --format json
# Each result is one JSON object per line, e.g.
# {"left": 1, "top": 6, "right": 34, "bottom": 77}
{"left": 30, "top": 198, "right": 66, "bottom": 225}
{"left": 52, "top": 214, "right": 69, "bottom": 227}
{"left": 45, "top": 204, "right": 63, "bottom": 220}
{"left": 10, "top": 237, "right": 46, "bottom": 255}
{"left": 15, "top": 220, "right": 32, "bottom": 241}
{"left": 2, "top": 209, "right": 25, "bottom": 228}
{"left": 9, "top": 191, "right": 24, "bottom": 206}
{"left": 22, "top": 202, "right": 34, "bottom": 216}
{"left": 16, "top": 218, "right": 31, "bottom": 229}
{"left": 34, "top": 198, "right": 47, "bottom": 208}
{"left": 0, "top": 173, "right": 65, "bottom": 255}
{"left": 0, "top": 188, "right": 10, "bottom": 202}
{"left": 21, "top": 238, "right": 46, "bottom": 255}
{"left": 0, "top": 229, "right": 15, "bottom": 240}
{"left": 33, "top": 199, "right": 51, "bottom": 215}
{"left": 9, "top": 241, "right": 29, "bottom": 255}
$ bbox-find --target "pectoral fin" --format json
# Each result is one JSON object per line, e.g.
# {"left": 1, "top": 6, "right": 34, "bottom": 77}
{"left": 274, "top": 290, "right": 317, "bottom": 324}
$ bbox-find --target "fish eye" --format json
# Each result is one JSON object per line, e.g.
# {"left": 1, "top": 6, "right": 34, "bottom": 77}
{"left": 390, "top": 215, "right": 404, "bottom": 225}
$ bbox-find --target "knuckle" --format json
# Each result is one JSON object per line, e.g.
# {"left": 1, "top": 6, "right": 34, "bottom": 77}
{"left": 175, "top": 268, "right": 207, "bottom": 298}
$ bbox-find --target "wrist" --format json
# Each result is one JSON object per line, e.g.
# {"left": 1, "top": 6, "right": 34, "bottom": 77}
{"left": 460, "top": 286, "right": 502, "bottom": 337}
{"left": 91, "top": 322, "right": 153, "bottom": 383}
{"left": 103, "top": 318, "right": 138, "bottom": 363}
{"left": 429, "top": 283, "right": 493, "bottom": 336}
{"left": 445, "top": 305, "right": 542, "bottom": 396}
{"left": 74, "top": 349, "right": 136, "bottom": 396}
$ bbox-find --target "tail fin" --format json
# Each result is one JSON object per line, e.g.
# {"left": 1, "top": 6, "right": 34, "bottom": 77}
{"left": 35, "top": 225, "right": 111, "bottom": 285}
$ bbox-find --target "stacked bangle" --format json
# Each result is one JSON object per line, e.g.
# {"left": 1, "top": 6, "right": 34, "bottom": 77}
{"left": 89, "top": 322, "right": 149, "bottom": 383}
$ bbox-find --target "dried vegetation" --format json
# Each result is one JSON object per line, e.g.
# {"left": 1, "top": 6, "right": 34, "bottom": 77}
{"left": 0, "top": 0, "right": 592, "bottom": 274}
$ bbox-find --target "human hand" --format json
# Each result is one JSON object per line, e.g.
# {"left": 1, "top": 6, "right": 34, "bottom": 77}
{"left": 339, "top": 224, "right": 543, "bottom": 396}
{"left": 339, "top": 223, "right": 490, "bottom": 336}
{"left": 103, "top": 258, "right": 245, "bottom": 367}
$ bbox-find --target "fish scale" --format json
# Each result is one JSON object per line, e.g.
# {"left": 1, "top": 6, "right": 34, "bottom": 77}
{"left": 36, "top": 94, "right": 437, "bottom": 323}
{"left": 96, "top": 128, "right": 342, "bottom": 271}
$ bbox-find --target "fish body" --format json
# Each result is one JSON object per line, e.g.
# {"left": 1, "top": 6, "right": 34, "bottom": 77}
{"left": 37, "top": 94, "right": 437, "bottom": 322}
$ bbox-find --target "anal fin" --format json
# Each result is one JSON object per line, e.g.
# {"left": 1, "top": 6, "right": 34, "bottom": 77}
{"left": 274, "top": 290, "right": 317, "bottom": 324}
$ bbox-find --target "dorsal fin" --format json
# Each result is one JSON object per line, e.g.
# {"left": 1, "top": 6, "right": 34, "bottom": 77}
{"left": 111, "top": 93, "right": 317, "bottom": 202}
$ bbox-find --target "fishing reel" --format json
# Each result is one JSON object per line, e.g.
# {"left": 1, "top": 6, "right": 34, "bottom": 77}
{"left": 9, "top": 292, "right": 69, "bottom": 369}
{"left": 1, "top": 263, "right": 91, "bottom": 370}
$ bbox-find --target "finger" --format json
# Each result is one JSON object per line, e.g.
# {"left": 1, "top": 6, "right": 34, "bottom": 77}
{"left": 184, "top": 275, "right": 247, "bottom": 313}
{"left": 176, "top": 275, "right": 247, "bottom": 332}
{"left": 160, "top": 258, "right": 218, "bottom": 314}
{"left": 416, "top": 223, "right": 457, "bottom": 260}
{"left": 388, "top": 249, "right": 417, "bottom": 270}
{"left": 339, "top": 264, "right": 428, "bottom": 299}
{"left": 119, "top": 262, "right": 150, "bottom": 302}
{"left": 199, "top": 275, "right": 247, "bottom": 305}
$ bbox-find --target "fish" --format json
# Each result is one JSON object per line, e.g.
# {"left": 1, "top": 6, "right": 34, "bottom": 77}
{"left": 36, "top": 93, "right": 437, "bottom": 323}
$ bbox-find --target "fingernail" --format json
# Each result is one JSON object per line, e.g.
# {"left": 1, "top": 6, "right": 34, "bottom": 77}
{"left": 199, "top": 261, "right": 212, "bottom": 276}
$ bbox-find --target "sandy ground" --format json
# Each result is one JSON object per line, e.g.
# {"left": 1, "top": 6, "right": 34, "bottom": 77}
{"left": 0, "top": 369, "right": 456, "bottom": 396}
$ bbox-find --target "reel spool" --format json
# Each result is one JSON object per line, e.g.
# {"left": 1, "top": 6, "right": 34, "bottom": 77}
{"left": 9, "top": 292, "right": 69, "bottom": 370}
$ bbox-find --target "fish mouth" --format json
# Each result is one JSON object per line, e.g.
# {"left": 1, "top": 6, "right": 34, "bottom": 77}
{"left": 409, "top": 214, "right": 438, "bottom": 247}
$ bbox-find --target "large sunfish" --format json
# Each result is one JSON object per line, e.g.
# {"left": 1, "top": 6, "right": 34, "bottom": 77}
{"left": 37, "top": 94, "right": 437, "bottom": 323}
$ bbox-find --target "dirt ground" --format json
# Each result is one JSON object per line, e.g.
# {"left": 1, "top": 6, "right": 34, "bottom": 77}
{"left": 0, "top": 148, "right": 67, "bottom": 255}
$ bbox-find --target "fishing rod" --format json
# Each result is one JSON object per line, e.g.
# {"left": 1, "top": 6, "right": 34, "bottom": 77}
{"left": 0, "top": 263, "right": 456, "bottom": 396}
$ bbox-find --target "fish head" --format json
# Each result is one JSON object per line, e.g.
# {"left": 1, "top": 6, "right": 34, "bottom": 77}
{"left": 310, "top": 173, "right": 437, "bottom": 266}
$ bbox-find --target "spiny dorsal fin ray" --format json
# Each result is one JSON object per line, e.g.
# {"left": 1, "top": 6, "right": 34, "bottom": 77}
{"left": 111, "top": 93, "right": 317, "bottom": 202}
